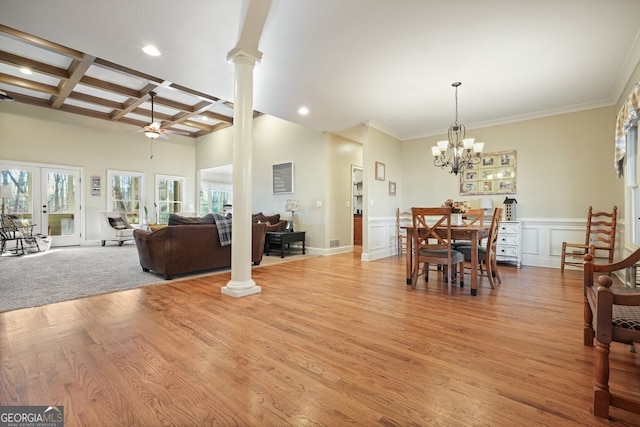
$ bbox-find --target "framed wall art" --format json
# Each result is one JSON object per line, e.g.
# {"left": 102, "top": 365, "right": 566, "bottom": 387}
{"left": 459, "top": 150, "right": 517, "bottom": 195}
{"left": 273, "top": 162, "right": 294, "bottom": 194}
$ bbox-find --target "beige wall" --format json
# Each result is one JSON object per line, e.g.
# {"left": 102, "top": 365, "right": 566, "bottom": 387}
{"left": 0, "top": 97, "right": 624, "bottom": 261}
{"left": 327, "top": 133, "right": 362, "bottom": 249}
{"left": 197, "top": 115, "right": 331, "bottom": 252}
{"left": 402, "top": 106, "right": 618, "bottom": 220}
{"left": 0, "top": 102, "right": 197, "bottom": 242}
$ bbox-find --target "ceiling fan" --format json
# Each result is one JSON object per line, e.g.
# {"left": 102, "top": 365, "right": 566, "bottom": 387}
{"left": 141, "top": 91, "right": 187, "bottom": 140}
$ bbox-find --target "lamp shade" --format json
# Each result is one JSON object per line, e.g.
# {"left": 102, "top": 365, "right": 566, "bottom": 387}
{"left": 479, "top": 198, "right": 493, "bottom": 210}
{"left": 285, "top": 199, "right": 300, "bottom": 212}
{"left": 0, "top": 185, "right": 12, "bottom": 199}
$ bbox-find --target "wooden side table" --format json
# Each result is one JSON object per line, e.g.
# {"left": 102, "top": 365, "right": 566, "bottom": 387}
{"left": 265, "top": 231, "right": 306, "bottom": 258}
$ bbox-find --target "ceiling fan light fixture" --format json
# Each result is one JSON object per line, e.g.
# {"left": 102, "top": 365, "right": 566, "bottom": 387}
{"left": 142, "top": 45, "right": 162, "bottom": 56}
{"left": 144, "top": 130, "right": 161, "bottom": 139}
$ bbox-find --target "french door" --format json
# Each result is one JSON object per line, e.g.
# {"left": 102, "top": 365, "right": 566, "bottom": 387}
{"left": 0, "top": 162, "right": 82, "bottom": 247}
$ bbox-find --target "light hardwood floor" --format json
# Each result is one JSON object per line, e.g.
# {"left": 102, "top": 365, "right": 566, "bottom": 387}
{"left": 2, "top": 251, "right": 640, "bottom": 426}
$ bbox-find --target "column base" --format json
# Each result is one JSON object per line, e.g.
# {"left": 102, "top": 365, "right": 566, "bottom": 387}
{"left": 221, "top": 280, "right": 262, "bottom": 298}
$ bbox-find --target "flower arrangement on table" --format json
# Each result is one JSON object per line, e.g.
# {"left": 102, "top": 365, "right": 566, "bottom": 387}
{"left": 443, "top": 199, "right": 470, "bottom": 213}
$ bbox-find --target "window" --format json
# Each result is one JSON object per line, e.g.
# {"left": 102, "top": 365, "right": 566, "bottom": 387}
{"left": 210, "top": 189, "right": 232, "bottom": 214}
{"left": 0, "top": 168, "right": 33, "bottom": 217}
{"left": 156, "top": 175, "right": 184, "bottom": 224}
{"left": 107, "top": 170, "right": 143, "bottom": 225}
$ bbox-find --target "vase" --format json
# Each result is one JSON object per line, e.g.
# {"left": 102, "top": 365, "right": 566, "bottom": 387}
{"left": 451, "top": 213, "right": 463, "bottom": 226}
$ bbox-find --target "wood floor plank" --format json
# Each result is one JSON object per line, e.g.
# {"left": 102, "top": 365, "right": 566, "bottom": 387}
{"left": 3, "top": 251, "right": 640, "bottom": 425}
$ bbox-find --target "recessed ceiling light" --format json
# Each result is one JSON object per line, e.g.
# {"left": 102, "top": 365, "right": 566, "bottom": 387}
{"left": 142, "top": 45, "right": 162, "bottom": 56}
{"left": 19, "top": 67, "right": 32, "bottom": 75}
{"left": 298, "top": 107, "right": 309, "bottom": 115}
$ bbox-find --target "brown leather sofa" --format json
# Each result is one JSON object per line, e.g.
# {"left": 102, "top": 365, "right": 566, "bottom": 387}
{"left": 252, "top": 212, "right": 288, "bottom": 232}
{"left": 133, "top": 222, "right": 267, "bottom": 280}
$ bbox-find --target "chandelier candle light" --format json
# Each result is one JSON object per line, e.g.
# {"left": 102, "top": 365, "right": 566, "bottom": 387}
{"left": 285, "top": 199, "right": 300, "bottom": 231}
{"left": 432, "top": 82, "right": 485, "bottom": 175}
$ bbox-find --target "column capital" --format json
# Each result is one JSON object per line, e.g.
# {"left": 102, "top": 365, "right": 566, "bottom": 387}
{"left": 227, "top": 47, "right": 262, "bottom": 65}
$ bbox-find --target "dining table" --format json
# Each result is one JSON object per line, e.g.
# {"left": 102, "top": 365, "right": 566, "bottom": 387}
{"left": 403, "top": 224, "right": 490, "bottom": 296}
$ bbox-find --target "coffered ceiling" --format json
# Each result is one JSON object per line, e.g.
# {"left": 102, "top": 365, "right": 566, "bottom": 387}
{"left": 2, "top": 1, "right": 640, "bottom": 141}
{"left": 0, "top": 24, "right": 242, "bottom": 138}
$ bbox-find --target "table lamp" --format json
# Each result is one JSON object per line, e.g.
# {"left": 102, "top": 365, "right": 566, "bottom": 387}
{"left": 285, "top": 199, "right": 300, "bottom": 232}
{"left": 480, "top": 197, "right": 493, "bottom": 216}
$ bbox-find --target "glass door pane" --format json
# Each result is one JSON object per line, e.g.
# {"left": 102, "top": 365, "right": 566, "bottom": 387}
{"left": 43, "top": 168, "right": 81, "bottom": 246}
{"left": 0, "top": 168, "right": 35, "bottom": 222}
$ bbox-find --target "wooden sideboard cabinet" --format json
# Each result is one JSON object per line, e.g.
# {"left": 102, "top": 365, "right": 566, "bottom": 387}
{"left": 354, "top": 214, "right": 362, "bottom": 245}
{"left": 496, "top": 220, "right": 522, "bottom": 268}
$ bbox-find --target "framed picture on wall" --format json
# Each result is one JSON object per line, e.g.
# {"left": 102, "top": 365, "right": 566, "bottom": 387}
{"left": 273, "top": 162, "right": 294, "bottom": 194}
{"left": 460, "top": 150, "right": 517, "bottom": 195}
{"left": 375, "top": 161, "right": 386, "bottom": 181}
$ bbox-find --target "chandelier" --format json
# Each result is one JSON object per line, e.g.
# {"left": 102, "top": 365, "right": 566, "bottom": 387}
{"left": 431, "top": 82, "right": 484, "bottom": 175}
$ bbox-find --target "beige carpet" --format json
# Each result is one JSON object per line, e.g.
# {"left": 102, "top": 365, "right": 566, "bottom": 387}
{"left": 0, "top": 243, "right": 311, "bottom": 312}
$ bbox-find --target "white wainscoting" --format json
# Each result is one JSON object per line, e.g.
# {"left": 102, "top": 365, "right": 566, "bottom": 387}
{"left": 362, "top": 216, "right": 397, "bottom": 261}
{"left": 522, "top": 218, "right": 624, "bottom": 269}
{"left": 361, "top": 216, "right": 625, "bottom": 268}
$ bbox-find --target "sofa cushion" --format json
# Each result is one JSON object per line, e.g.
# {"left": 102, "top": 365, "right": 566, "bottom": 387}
{"left": 168, "top": 213, "right": 215, "bottom": 225}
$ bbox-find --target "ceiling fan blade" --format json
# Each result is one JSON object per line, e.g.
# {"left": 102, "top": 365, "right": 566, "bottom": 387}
{"left": 164, "top": 129, "right": 190, "bottom": 136}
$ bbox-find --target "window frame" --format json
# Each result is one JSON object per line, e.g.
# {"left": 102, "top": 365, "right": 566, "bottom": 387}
{"left": 106, "top": 169, "right": 144, "bottom": 225}
{"left": 155, "top": 174, "right": 185, "bottom": 224}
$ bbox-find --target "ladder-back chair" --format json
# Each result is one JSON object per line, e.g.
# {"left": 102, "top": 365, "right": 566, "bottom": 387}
{"left": 584, "top": 249, "right": 640, "bottom": 419}
{"left": 561, "top": 206, "right": 617, "bottom": 272}
{"left": 396, "top": 208, "right": 412, "bottom": 256}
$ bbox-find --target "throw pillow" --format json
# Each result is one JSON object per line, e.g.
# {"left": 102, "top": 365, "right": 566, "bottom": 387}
{"left": 108, "top": 217, "right": 126, "bottom": 229}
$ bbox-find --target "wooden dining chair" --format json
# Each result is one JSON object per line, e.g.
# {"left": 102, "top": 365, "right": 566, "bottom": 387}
{"left": 561, "top": 205, "right": 617, "bottom": 272}
{"left": 411, "top": 207, "right": 464, "bottom": 295}
{"left": 452, "top": 208, "right": 485, "bottom": 248}
{"left": 457, "top": 207, "right": 503, "bottom": 289}
{"left": 396, "top": 208, "right": 412, "bottom": 256}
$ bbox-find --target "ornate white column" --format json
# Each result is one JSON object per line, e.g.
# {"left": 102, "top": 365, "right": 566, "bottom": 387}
{"left": 221, "top": 48, "right": 262, "bottom": 298}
